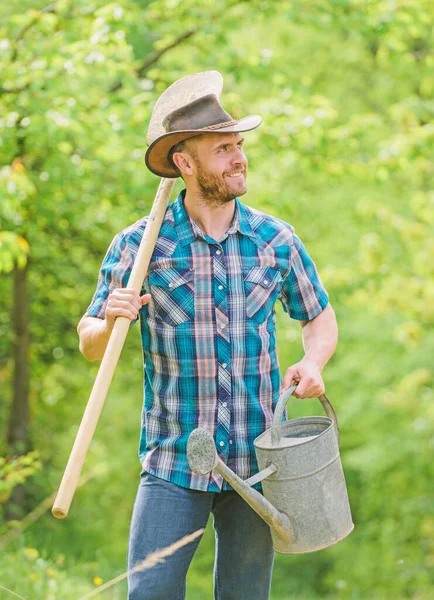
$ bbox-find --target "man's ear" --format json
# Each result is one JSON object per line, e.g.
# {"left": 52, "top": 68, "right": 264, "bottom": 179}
{"left": 173, "top": 152, "right": 194, "bottom": 177}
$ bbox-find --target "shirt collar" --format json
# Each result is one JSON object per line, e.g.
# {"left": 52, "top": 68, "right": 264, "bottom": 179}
{"left": 172, "top": 189, "right": 256, "bottom": 247}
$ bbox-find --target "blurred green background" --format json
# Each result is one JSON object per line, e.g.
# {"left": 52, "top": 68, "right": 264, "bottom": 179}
{"left": 1, "top": 0, "right": 433, "bottom": 598}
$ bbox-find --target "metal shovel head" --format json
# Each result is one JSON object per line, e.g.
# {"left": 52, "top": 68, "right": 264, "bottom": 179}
{"left": 146, "top": 71, "right": 224, "bottom": 145}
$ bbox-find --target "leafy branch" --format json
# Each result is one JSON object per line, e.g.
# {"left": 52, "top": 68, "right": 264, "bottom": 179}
{"left": 9, "top": 1, "right": 58, "bottom": 62}
{"left": 109, "top": 28, "right": 197, "bottom": 93}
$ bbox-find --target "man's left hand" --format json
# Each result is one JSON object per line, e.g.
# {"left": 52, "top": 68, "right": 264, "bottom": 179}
{"left": 281, "top": 358, "right": 325, "bottom": 399}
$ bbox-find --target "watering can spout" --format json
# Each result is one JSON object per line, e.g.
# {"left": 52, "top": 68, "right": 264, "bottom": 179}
{"left": 187, "top": 428, "right": 294, "bottom": 543}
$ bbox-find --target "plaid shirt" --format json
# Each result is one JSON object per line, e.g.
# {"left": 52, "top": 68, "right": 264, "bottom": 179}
{"left": 86, "top": 189, "right": 329, "bottom": 492}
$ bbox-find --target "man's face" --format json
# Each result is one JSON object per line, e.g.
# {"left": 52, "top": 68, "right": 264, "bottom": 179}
{"left": 188, "top": 132, "right": 248, "bottom": 205}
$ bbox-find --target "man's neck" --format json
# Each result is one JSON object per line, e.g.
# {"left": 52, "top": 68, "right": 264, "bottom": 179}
{"left": 183, "top": 190, "right": 236, "bottom": 241}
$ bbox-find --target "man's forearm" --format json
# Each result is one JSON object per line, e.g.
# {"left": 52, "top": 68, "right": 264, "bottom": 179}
{"left": 301, "top": 304, "right": 338, "bottom": 371}
{"left": 78, "top": 316, "right": 112, "bottom": 361}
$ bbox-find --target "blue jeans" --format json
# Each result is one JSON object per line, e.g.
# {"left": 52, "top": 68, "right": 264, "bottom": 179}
{"left": 127, "top": 471, "right": 274, "bottom": 600}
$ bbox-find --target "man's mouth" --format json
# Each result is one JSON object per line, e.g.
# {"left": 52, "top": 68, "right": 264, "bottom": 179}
{"left": 226, "top": 171, "right": 245, "bottom": 179}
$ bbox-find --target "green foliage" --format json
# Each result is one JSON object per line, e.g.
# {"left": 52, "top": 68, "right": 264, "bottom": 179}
{"left": 0, "top": 452, "right": 41, "bottom": 505}
{"left": 0, "top": 231, "right": 29, "bottom": 273}
{"left": 0, "top": 547, "right": 98, "bottom": 600}
{"left": 1, "top": 0, "right": 433, "bottom": 598}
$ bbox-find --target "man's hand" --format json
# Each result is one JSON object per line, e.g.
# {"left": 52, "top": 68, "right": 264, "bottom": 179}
{"left": 281, "top": 305, "right": 338, "bottom": 399}
{"left": 105, "top": 288, "right": 151, "bottom": 331}
{"left": 78, "top": 289, "right": 152, "bottom": 361}
{"left": 281, "top": 357, "right": 325, "bottom": 399}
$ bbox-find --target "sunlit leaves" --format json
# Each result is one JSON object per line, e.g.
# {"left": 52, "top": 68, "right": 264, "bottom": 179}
{"left": 0, "top": 452, "right": 41, "bottom": 504}
{"left": 0, "top": 232, "right": 29, "bottom": 273}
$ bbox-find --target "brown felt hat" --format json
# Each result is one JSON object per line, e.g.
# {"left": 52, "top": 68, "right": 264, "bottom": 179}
{"left": 145, "top": 94, "right": 262, "bottom": 178}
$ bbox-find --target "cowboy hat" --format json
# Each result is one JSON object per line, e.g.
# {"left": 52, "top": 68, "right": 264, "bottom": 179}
{"left": 145, "top": 92, "right": 262, "bottom": 178}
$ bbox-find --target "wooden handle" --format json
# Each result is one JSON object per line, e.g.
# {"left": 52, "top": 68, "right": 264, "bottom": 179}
{"left": 52, "top": 178, "right": 175, "bottom": 519}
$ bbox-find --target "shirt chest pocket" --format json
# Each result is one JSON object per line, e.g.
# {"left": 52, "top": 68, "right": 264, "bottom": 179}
{"left": 243, "top": 266, "right": 283, "bottom": 324}
{"left": 148, "top": 267, "right": 195, "bottom": 327}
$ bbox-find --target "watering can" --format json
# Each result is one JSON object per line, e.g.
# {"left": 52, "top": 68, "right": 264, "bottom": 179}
{"left": 187, "top": 385, "right": 354, "bottom": 554}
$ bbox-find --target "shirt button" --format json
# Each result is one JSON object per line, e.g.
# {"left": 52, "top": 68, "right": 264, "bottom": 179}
{"left": 216, "top": 249, "right": 222, "bottom": 255}
{"left": 168, "top": 282, "right": 174, "bottom": 288}
{"left": 229, "top": 440, "right": 233, "bottom": 445}
{"left": 220, "top": 324, "right": 226, "bottom": 329}
{"left": 222, "top": 363, "right": 227, "bottom": 368}
{"left": 218, "top": 285, "right": 223, "bottom": 290}
{"left": 219, "top": 441, "right": 224, "bottom": 447}
{"left": 263, "top": 279, "right": 269, "bottom": 285}
{"left": 222, "top": 402, "right": 227, "bottom": 408}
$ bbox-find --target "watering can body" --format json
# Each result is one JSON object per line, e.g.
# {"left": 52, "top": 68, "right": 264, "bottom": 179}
{"left": 187, "top": 385, "right": 354, "bottom": 555}
{"left": 254, "top": 413, "right": 353, "bottom": 553}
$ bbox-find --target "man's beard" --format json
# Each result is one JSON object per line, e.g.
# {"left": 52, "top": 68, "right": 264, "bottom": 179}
{"left": 195, "top": 161, "right": 247, "bottom": 207}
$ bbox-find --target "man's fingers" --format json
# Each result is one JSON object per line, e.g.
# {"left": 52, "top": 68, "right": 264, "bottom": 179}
{"left": 110, "top": 290, "right": 141, "bottom": 311}
{"left": 106, "top": 307, "right": 137, "bottom": 321}
{"left": 112, "top": 288, "right": 143, "bottom": 310}
{"left": 293, "top": 379, "right": 325, "bottom": 399}
{"left": 111, "top": 295, "right": 141, "bottom": 312}
{"left": 308, "top": 381, "right": 325, "bottom": 397}
{"left": 106, "top": 290, "right": 152, "bottom": 330}
{"left": 108, "top": 298, "right": 139, "bottom": 312}
{"left": 292, "top": 380, "right": 309, "bottom": 398}
{"left": 282, "top": 368, "right": 300, "bottom": 390}
{"left": 120, "top": 290, "right": 151, "bottom": 308}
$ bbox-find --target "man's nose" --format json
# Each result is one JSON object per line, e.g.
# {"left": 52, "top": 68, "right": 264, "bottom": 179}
{"left": 231, "top": 147, "right": 247, "bottom": 165}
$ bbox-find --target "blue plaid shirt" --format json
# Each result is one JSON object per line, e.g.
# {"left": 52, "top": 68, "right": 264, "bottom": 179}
{"left": 86, "top": 190, "right": 329, "bottom": 492}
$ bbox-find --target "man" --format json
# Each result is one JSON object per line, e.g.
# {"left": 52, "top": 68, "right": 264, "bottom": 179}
{"left": 78, "top": 88, "right": 338, "bottom": 599}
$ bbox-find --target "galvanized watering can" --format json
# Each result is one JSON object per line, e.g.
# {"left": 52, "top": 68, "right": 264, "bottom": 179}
{"left": 187, "top": 385, "right": 354, "bottom": 554}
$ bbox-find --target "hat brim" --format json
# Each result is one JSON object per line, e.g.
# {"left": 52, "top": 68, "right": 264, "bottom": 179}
{"left": 145, "top": 115, "right": 262, "bottom": 178}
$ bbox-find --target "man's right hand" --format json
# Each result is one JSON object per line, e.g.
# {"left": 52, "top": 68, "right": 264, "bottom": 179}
{"left": 78, "top": 289, "right": 152, "bottom": 361}
{"left": 105, "top": 288, "right": 151, "bottom": 331}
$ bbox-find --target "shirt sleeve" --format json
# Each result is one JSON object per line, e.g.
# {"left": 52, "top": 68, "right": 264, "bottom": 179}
{"left": 278, "top": 233, "right": 329, "bottom": 321}
{"left": 86, "top": 231, "right": 137, "bottom": 325}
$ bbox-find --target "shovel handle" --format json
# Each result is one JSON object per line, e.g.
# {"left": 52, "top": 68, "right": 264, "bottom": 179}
{"left": 52, "top": 177, "right": 175, "bottom": 519}
{"left": 271, "top": 385, "right": 339, "bottom": 446}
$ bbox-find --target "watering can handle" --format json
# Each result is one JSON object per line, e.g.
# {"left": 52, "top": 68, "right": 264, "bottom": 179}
{"left": 271, "top": 384, "right": 339, "bottom": 446}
